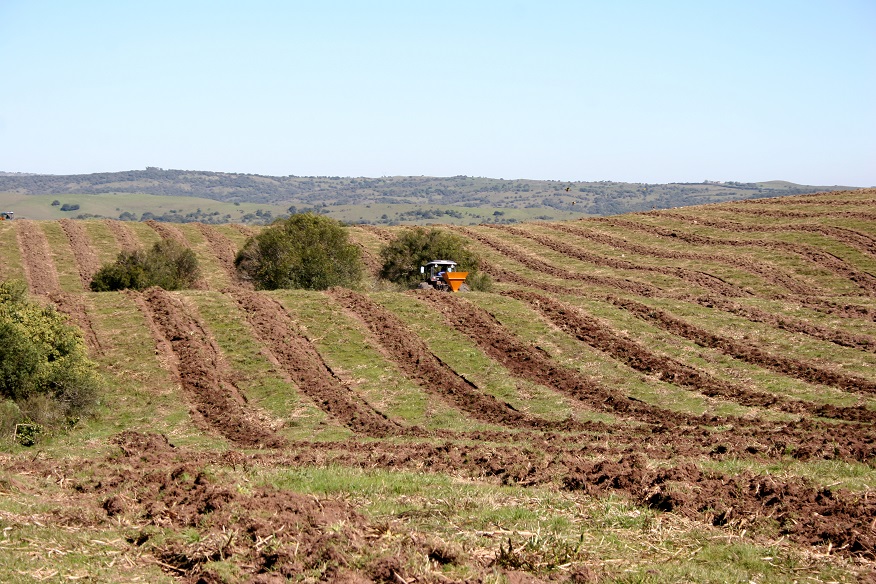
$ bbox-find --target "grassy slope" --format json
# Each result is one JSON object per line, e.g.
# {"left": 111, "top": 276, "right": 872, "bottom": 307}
{"left": 1, "top": 190, "right": 875, "bottom": 582}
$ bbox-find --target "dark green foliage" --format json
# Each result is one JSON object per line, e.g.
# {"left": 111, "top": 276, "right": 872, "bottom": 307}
{"left": 0, "top": 280, "right": 101, "bottom": 436}
{"left": 90, "top": 239, "right": 200, "bottom": 291}
{"left": 235, "top": 213, "right": 363, "bottom": 290}
{"left": 379, "top": 227, "right": 483, "bottom": 289}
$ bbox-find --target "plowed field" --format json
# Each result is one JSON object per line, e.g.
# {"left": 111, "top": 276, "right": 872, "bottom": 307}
{"left": 2, "top": 189, "right": 876, "bottom": 583}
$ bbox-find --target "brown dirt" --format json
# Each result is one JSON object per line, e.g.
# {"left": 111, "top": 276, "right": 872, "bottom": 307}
{"left": 488, "top": 224, "right": 750, "bottom": 298}
{"left": 230, "top": 290, "right": 403, "bottom": 437}
{"left": 58, "top": 219, "right": 102, "bottom": 290}
{"left": 48, "top": 291, "right": 103, "bottom": 355}
{"left": 456, "top": 227, "right": 663, "bottom": 297}
{"left": 102, "top": 219, "right": 141, "bottom": 253}
{"left": 193, "top": 223, "right": 252, "bottom": 290}
{"left": 608, "top": 295, "right": 876, "bottom": 395}
{"left": 230, "top": 223, "right": 257, "bottom": 238}
{"left": 544, "top": 222, "right": 820, "bottom": 297}
{"left": 138, "top": 288, "right": 285, "bottom": 448}
{"left": 15, "top": 219, "right": 61, "bottom": 296}
{"left": 508, "top": 290, "right": 876, "bottom": 423}
{"left": 328, "top": 287, "right": 589, "bottom": 432}
{"left": 145, "top": 219, "right": 189, "bottom": 246}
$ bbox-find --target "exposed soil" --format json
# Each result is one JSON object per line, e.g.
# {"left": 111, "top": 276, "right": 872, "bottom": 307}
{"left": 507, "top": 290, "right": 876, "bottom": 423}
{"left": 230, "top": 290, "right": 403, "bottom": 437}
{"left": 193, "top": 223, "right": 252, "bottom": 290}
{"left": 328, "top": 287, "right": 589, "bottom": 432}
{"left": 15, "top": 219, "right": 61, "bottom": 296}
{"left": 138, "top": 288, "right": 285, "bottom": 448}
{"left": 102, "top": 219, "right": 140, "bottom": 252}
{"left": 145, "top": 220, "right": 190, "bottom": 247}
{"left": 542, "top": 222, "right": 820, "bottom": 297}
{"left": 607, "top": 295, "right": 876, "bottom": 395}
{"left": 58, "top": 218, "right": 102, "bottom": 290}
{"left": 49, "top": 291, "right": 103, "bottom": 355}
{"left": 456, "top": 227, "right": 664, "bottom": 297}
{"left": 488, "top": 224, "right": 750, "bottom": 298}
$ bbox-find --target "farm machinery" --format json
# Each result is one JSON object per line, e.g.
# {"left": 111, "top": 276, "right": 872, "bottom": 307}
{"left": 418, "top": 260, "right": 469, "bottom": 292}
{"left": 0, "top": 211, "right": 13, "bottom": 220}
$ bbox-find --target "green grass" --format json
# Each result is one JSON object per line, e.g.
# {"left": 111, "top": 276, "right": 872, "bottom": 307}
{"left": 273, "top": 290, "right": 498, "bottom": 432}
{"left": 0, "top": 222, "right": 25, "bottom": 283}
{"left": 80, "top": 219, "right": 123, "bottom": 267}
{"left": 185, "top": 290, "right": 345, "bottom": 441}
{"left": 36, "top": 221, "right": 83, "bottom": 293}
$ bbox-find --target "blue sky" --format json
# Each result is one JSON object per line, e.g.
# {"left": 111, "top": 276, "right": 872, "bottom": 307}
{"left": 1, "top": 1, "right": 874, "bottom": 185}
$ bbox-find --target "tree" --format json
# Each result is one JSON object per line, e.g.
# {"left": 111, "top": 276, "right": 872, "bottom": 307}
{"left": 0, "top": 280, "right": 101, "bottom": 435}
{"left": 90, "top": 239, "right": 200, "bottom": 292}
{"left": 235, "top": 213, "right": 362, "bottom": 290}
{"left": 379, "top": 227, "right": 483, "bottom": 289}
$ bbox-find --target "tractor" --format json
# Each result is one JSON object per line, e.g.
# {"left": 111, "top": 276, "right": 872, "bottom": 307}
{"left": 418, "top": 260, "right": 469, "bottom": 292}
{"left": 0, "top": 211, "right": 13, "bottom": 221}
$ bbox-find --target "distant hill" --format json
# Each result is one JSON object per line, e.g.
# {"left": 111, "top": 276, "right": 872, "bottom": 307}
{"left": 0, "top": 169, "right": 859, "bottom": 225}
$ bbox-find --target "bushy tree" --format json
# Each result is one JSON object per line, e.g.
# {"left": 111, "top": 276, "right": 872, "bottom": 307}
{"left": 0, "top": 280, "right": 101, "bottom": 437}
{"left": 90, "top": 239, "right": 200, "bottom": 291}
{"left": 379, "top": 227, "right": 485, "bottom": 289}
{"left": 235, "top": 213, "right": 363, "bottom": 290}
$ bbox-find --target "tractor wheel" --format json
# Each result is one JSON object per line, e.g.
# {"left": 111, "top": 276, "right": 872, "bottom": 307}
{"left": 417, "top": 282, "right": 432, "bottom": 290}
{"left": 458, "top": 284, "right": 471, "bottom": 292}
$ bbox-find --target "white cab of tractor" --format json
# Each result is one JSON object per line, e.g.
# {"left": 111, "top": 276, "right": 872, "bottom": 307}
{"left": 419, "top": 260, "right": 469, "bottom": 292}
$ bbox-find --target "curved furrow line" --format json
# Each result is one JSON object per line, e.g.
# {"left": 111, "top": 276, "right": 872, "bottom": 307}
{"left": 714, "top": 207, "right": 876, "bottom": 222}
{"left": 230, "top": 290, "right": 403, "bottom": 438}
{"left": 544, "top": 222, "right": 819, "bottom": 297}
{"left": 422, "top": 291, "right": 876, "bottom": 461}
{"left": 193, "top": 223, "right": 251, "bottom": 290}
{"left": 231, "top": 224, "right": 257, "bottom": 238}
{"left": 48, "top": 291, "right": 103, "bottom": 356}
{"left": 355, "top": 224, "right": 394, "bottom": 242}
{"left": 144, "top": 219, "right": 190, "bottom": 246}
{"left": 328, "top": 288, "right": 589, "bottom": 432}
{"left": 607, "top": 295, "right": 876, "bottom": 396}
{"left": 491, "top": 224, "right": 751, "bottom": 298}
{"left": 138, "top": 288, "right": 286, "bottom": 448}
{"left": 102, "top": 219, "right": 140, "bottom": 253}
{"left": 414, "top": 289, "right": 718, "bottom": 428}
{"left": 58, "top": 219, "right": 102, "bottom": 290}
{"left": 628, "top": 213, "right": 876, "bottom": 294}
{"left": 455, "top": 227, "right": 663, "bottom": 297}
{"left": 16, "top": 220, "right": 61, "bottom": 296}
{"left": 507, "top": 290, "right": 876, "bottom": 423}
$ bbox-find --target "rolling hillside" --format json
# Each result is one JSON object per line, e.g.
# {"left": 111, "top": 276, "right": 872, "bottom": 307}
{"left": 1, "top": 189, "right": 875, "bottom": 582}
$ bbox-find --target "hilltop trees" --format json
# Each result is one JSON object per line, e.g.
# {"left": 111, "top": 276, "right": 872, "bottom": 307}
{"left": 90, "top": 239, "right": 200, "bottom": 291}
{"left": 379, "top": 227, "right": 489, "bottom": 290}
{"left": 235, "top": 213, "right": 363, "bottom": 290}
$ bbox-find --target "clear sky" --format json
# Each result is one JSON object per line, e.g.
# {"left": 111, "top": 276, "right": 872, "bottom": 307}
{"left": 1, "top": 1, "right": 874, "bottom": 185}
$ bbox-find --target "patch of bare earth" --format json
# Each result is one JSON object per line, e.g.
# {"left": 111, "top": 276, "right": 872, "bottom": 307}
{"left": 328, "top": 287, "right": 588, "bottom": 432}
{"left": 58, "top": 218, "right": 102, "bottom": 289}
{"left": 230, "top": 290, "right": 403, "bottom": 437}
{"left": 138, "top": 288, "right": 285, "bottom": 448}
{"left": 102, "top": 219, "right": 141, "bottom": 253}
{"left": 15, "top": 220, "right": 61, "bottom": 296}
{"left": 49, "top": 291, "right": 103, "bottom": 355}
{"left": 193, "top": 223, "right": 252, "bottom": 290}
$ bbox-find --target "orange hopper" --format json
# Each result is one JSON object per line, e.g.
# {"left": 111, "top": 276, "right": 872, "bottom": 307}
{"left": 442, "top": 272, "right": 469, "bottom": 292}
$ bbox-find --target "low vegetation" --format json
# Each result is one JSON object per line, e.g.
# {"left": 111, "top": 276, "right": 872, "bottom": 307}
{"left": 379, "top": 226, "right": 491, "bottom": 290}
{"left": 235, "top": 213, "right": 362, "bottom": 290}
{"left": 0, "top": 280, "right": 100, "bottom": 442}
{"left": 90, "top": 239, "right": 200, "bottom": 291}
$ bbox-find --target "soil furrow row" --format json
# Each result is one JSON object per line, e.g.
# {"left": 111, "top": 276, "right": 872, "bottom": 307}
{"left": 49, "top": 291, "right": 103, "bottom": 355}
{"left": 488, "top": 224, "right": 750, "bottom": 297}
{"left": 193, "top": 223, "right": 251, "bottom": 290}
{"left": 139, "top": 288, "right": 285, "bottom": 448}
{"left": 15, "top": 219, "right": 61, "bottom": 296}
{"left": 455, "top": 227, "right": 664, "bottom": 297}
{"left": 608, "top": 295, "right": 876, "bottom": 395}
{"left": 543, "top": 222, "right": 819, "bottom": 297}
{"left": 58, "top": 218, "right": 102, "bottom": 289}
{"left": 230, "top": 290, "right": 403, "bottom": 437}
{"left": 328, "top": 287, "right": 588, "bottom": 432}
{"left": 508, "top": 290, "right": 876, "bottom": 423}
{"left": 102, "top": 219, "right": 140, "bottom": 253}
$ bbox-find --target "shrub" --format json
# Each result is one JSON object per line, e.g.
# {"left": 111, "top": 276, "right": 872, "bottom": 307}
{"left": 0, "top": 280, "right": 101, "bottom": 439}
{"left": 235, "top": 213, "right": 363, "bottom": 290}
{"left": 379, "top": 227, "right": 484, "bottom": 289}
{"left": 90, "top": 239, "right": 200, "bottom": 291}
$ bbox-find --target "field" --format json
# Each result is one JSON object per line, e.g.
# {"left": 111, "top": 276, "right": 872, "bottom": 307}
{"left": 1, "top": 189, "right": 875, "bottom": 583}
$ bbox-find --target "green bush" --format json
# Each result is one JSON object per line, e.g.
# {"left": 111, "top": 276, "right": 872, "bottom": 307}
{"left": 90, "top": 239, "right": 200, "bottom": 291}
{"left": 379, "top": 227, "right": 486, "bottom": 290}
{"left": 0, "top": 280, "right": 101, "bottom": 440}
{"left": 235, "top": 213, "right": 363, "bottom": 290}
